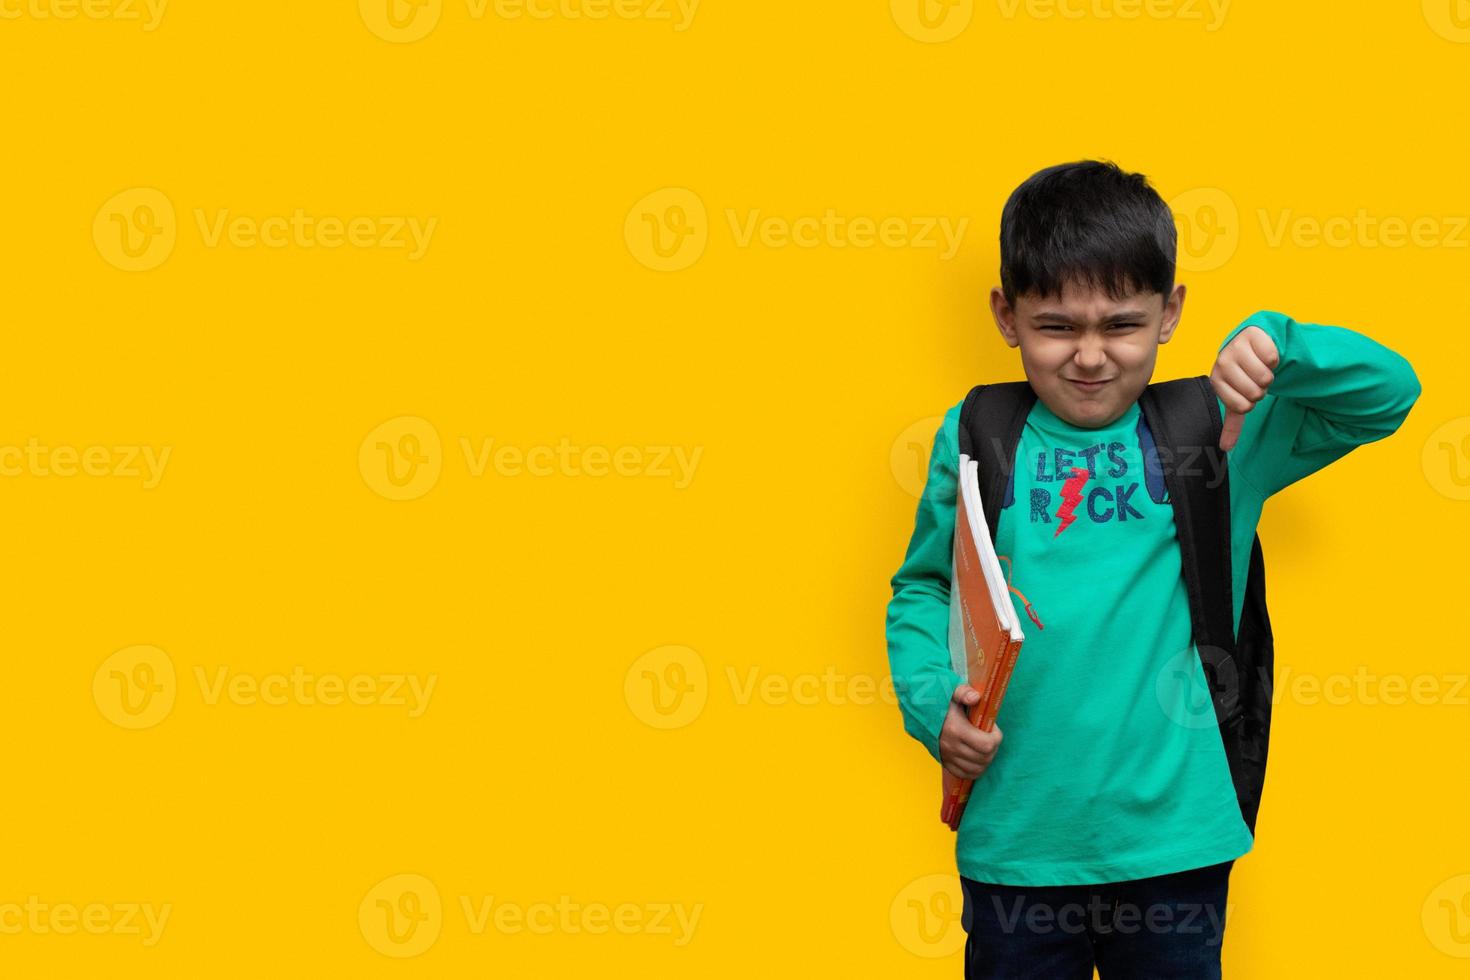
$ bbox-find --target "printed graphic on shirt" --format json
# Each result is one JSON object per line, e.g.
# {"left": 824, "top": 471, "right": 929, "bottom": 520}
{"left": 1001, "top": 413, "right": 1171, "bottom": 537}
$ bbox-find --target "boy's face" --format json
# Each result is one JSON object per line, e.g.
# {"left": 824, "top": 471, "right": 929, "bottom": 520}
{"left": 989, "top": 279, "right": 1185, "bottom": 429}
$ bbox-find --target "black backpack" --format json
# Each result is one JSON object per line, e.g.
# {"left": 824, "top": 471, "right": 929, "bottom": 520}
{"left": 956, "top": 376, "right": 1273, "bottom": 835}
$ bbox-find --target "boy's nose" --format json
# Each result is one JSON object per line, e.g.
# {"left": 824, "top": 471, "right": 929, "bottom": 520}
{"left": 1074, "top": 336, "right": 1109, "bottom": 371}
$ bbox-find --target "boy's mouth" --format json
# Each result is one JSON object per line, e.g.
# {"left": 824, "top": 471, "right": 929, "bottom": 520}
{"left": 1068, "top": 377, "right": 1113, "bottom": 392}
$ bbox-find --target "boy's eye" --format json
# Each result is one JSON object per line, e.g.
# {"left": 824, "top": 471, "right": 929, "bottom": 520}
{"left": 1036, "top": 322, "right": 1143, "bottom": 332}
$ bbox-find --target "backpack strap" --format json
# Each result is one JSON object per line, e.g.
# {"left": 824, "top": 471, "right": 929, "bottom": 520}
{"left": 958, "top": 382, "right": 1037, "bottom": 546}
{"left": 1137, "top": 376, "right": 1243, "bottom": 727}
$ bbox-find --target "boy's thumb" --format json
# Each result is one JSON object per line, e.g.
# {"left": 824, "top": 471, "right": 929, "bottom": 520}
{"left": 952, "top": 683, "right": 981, "bottom": 705}
{"left": 1220, "top": 409, "right": 1243, "bottom": 452}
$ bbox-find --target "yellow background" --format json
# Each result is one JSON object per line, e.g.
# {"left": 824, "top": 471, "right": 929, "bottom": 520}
{"left": 1, "top": 0, "right": 1468, "bottom": 975}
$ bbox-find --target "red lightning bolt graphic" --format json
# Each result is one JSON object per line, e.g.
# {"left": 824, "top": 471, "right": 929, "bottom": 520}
{"left": 1054, "top": 466, "right": 1089, "bottom": 537}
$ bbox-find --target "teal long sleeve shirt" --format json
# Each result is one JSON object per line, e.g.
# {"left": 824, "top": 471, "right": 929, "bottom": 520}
{"left": 885, "top": 310, "right": 1421, "bottom": 885}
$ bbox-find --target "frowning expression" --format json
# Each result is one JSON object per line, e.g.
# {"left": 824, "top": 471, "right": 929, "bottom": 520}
{"left": 990, "top": 279, "right": 1185, "bottom": 429}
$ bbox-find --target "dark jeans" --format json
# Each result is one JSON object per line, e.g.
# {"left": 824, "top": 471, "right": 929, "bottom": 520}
{"left": 959, "top": 860, "right": 1234, "bottom": 979}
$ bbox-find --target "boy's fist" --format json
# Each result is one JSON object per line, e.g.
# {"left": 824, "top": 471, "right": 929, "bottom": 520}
{"left": 939, "top": 683, "right": 1003, "bottom": 781}
{"left": 1212, "top": 324, "right": 1281, "bottom": 452}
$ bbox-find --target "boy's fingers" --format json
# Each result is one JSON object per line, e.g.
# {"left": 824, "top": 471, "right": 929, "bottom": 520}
{"left": 1244, "top": 325, "right": 1281, "bottom": 369}
{"left": 1221, "top": 359, "right": 1269, "bottom": 403}
{"left": 958, "top": 725, "right": 1001, "bottom": 754}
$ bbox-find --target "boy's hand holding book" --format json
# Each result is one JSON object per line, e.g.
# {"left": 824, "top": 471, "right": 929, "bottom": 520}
{"left": 939, "top": 682, "right": 1004, "bottom": 781}
{"left": 941, "top": 453, "right": 1029, "bottom": 830}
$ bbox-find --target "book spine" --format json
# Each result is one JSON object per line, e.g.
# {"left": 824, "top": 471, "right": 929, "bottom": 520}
{"left": 977, "top": 636, "right": 1021, "bottom": 731}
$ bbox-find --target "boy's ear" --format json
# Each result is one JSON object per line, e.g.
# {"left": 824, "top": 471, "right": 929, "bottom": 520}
{"left": 990, "top": 287, "right": 1020, "bottom": 348}
{"left": 1158, "top": 283, "right": 1186, "bottom": 344}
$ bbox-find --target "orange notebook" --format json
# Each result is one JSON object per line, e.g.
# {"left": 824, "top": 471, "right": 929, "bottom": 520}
{"left": 940, "top": 454, "right": 1037, "bottom": 831}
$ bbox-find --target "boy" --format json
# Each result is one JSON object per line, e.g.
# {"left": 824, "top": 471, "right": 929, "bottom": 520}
{"left": 885, "top": 160, "right": 1421, "bottom": 978}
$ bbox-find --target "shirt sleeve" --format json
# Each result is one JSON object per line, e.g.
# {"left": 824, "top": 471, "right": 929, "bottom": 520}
{"left": 885, "top": 401, "right": 968, "bottom": 765}
{"left": 1215, "top": 310, "right": 1422, "bottom": 499}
